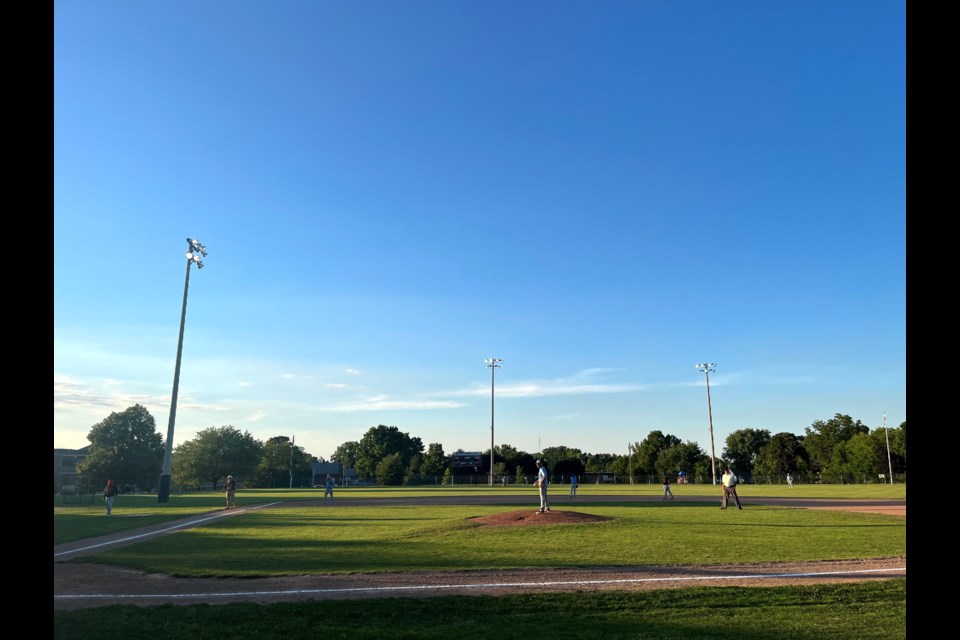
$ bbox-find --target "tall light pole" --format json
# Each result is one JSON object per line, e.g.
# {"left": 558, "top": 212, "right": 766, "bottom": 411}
{"left": 289, "top": 435, "right": 295, "bottom": 489}
{"left": 883, "top": 413, "right": 894, "bottom": 484}
{"left": 158, "top": 238, "right": 207, "bottom": 503}
{"left": 695, "top": 362, "right": 718, "bottom": 485}
{"left": 485, "top": 358, "right": 503, "bottom": 486}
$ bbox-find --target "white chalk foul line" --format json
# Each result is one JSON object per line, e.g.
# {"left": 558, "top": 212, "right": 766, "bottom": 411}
{"left": 54, "top": 503, "right": 279, "bottom": 559}
{"left": 54, "top": 566, "right": 905, "bottom": 602}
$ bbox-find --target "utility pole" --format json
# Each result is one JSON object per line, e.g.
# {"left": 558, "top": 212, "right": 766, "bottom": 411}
{"left": 883, "top": 413, "right": 894, "bottom": 484}
{"left": 289, "top": 435, "right": 295, "bottom": 489}
{"left": 695, "top": 363, "right": 718, "bottom": 485}
{"left": 485, "top": 358, "right": 503, "bottom": 486}
{"left": 158, "top": 238, "right": 207, "bottom": 503}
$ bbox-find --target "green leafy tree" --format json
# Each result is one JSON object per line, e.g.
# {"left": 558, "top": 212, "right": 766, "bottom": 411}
{"left": 503, "top": 452, "right": 537, "bottom": 479}
{"left": 845, "top": 432, "right": 885, "bottom": 478}
{"left": 656, "top": 441, "right": 707, "bottom": 479}
{"left": 754, "top": 432, "right": 809, "bottom": 477}
{"left": 874, "top": 421, "right": 906, "bottom": 475}
{"left": 332, "top": 441, "right": 360, "bottom": 471}
{"left": 584, "top": 452, "right": 619, "bottom": 473}
{"left": 376, "top": 452, "right": 406, "bottom": 486}
{"left": 494, "top": 443, "right": 525, "bottom": 473}
{"left": 354, "top": 425, "right": 424, "bottom": 476}
{"left": 633, "top": 431, "right": 681, "bottom": 476}
{"left": 420, "top": 443, "right": 447, "bottom": 476}
{"left": 514, "top": 464, "right": 526, "bottom": 484}
{"left": 891, "top": 421, "right": 906, "bottom": 466}
{"left": 406, "top": 452, "right": 422, "bottom": 480}
{"left": 606, "top": 455, "right": 631, "bottom": 480}
{"left": 171, "top": 426, "right": 263, "bottom": 486}
{"left": 722, "top": 428, "right": 772, "bottom": 475}
{"left": 542, "top": 445, "right": 585, "bottom": 478}
{"left": 252, "top": 436, "right": 314, "bottom": 488}
{"left": 803, "top": 414, "right": 869, "bottom": 475}
{"left": 76, "top": 404, "right": 164, "bottom": 492}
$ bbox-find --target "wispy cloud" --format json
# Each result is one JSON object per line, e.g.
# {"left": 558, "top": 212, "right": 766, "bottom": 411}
{"left": 441, "top": 368, "right": 646, "bottom": 399}
{"left": 329, "top": 396, "right": 465, "bottom": 412}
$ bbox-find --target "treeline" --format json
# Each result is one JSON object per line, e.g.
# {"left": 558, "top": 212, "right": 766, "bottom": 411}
{"left": 68, "top": 405, "right": 906, "bottom": 492}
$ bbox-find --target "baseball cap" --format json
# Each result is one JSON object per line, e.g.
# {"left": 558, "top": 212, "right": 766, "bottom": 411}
{"left": 535, "top": 459, "right": 541, "bottom": 464}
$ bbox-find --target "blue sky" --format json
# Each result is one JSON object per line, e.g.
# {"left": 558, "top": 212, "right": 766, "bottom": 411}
{"left": 54, "top": 1, "right": 906, "bottom": 462}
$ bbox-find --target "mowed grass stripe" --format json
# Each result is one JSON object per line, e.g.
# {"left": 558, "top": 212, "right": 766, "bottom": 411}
{"left": 79, "top": 504, "right": 905, "bottom": 577}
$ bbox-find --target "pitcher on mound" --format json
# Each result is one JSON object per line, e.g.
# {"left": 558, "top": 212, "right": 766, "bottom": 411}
{"left": 535, "top": 459, "right": 550, "bottom": 513}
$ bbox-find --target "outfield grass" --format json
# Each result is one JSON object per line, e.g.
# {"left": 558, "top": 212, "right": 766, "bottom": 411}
{"left": 54, "top": 484, "right": 907, "bottom": 639}
{"left": 54, "top": 483, "right": 906, "bottom": 546}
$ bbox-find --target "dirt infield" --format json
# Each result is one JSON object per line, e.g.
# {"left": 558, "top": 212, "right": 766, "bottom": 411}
{"left": 54, "top": 496, "right": 905, "bottom": 611}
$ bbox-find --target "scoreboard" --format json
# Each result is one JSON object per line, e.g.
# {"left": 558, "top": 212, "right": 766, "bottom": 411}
{"left": 453, "top": 452, "right": 483, "bottom": 467}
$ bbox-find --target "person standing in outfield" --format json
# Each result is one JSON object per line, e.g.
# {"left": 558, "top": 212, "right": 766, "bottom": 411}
{"left": 721, "top": 468, "right": 742, "bottom": 510}
{"left": 322, "top": 476, "right": 335, "bottom": 503}
{"left": 225, "top": 475, "right": 238, "bottom": 509}
{"left": 535, "top": 459, "right": 550, "bottom": 513}
{"left": 786, "top": 473, "right": 793, "bottom": 488}
{"left": 662, "top": 474, "right": 674, "bottom": 500}
{"left": 103, "top": 479, "right": 118, "bottom": 517}
{"left": 569, "top": 473, "right": 578, "bottom": 498}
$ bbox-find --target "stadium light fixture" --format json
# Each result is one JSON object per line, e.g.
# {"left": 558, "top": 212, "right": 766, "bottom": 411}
{"left": 485, "top": 358, "right": 503, "bottom": 486}
{"left": 695, "top": 362, "right": 718, "bottom": 486}
{"left": 158, "top": 238, "right": 207, "bottom": 503}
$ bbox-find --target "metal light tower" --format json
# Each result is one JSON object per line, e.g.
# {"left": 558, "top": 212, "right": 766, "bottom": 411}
{"left": 289, "top": 435, "right": 295, "bottom": 489}
{"left": 158, "top": 238, "right": 207, "bottom": 503}
{"left": 695, "top": 362, "right": 718, "bottom": 485}
{"left": 485, "top": 358, "right": 503, "bottom": 486}
{"left": 883, "top": 413, "right": 894, "bottom": 485}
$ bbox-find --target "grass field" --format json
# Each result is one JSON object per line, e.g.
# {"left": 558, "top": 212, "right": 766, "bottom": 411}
{"left": 54, "top": 484, "right": 907, "bottom": 639}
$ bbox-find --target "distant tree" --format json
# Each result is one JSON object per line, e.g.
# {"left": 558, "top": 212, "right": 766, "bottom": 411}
{"left": 542, "top": 446, "right": 585, "bottom": 478}
{"left": 420, "top": 443, "right": 447, "bottom": 476}
{"left": 495, "top": 443, "right": 525, "bottom": 473}
{"left": 754, "top": 432, "right": 809, "bottom": 477}
{"left": 722, "top": 429, "right": 772, "bottom": 475}
{"left": 633, "top": 431, "right": 681, "bottom": 476}
{"left": 171, "top": 426, "right": 263, "bottom": 486}
{"left": 873, "top": 421, "right": 906, "bottom": 475}
{"left": 406, "top": 452, "right": 423, "bottom": 480}
{"left": 514, "top": 464, "right": 526, "bottom": 485}
{"left": 584, "top": 452, "right": 619, "bottom": 473}
{"left": 354, "top": 425, "right": 424, "bottom": 476}
{"left": 803, "top": 414, "right": 869, "bottom": 475}
{"left": 892, "top": 421, "right": 906, "bottom": 465}
{"left": 76, "top": 404, "right": 164, "bottom": 493}
{"left": 332, "top": 441, "right": 361, "bottom": 470}
{"left": 376, "top": 452, "right": 406, "bottom": 486}
{"left": 511, "top": 452, "right": 538, "bottom": 478}
{"left": 845, "top": 432, "right": 886, "bottom": 478}
{"left": 252, "top": 436, "right": 313, "bottom": 488}
{"left": 656, "top": 441, "right": 708, "bottom": 479}
{"left": 606, "top": 455, "right": 630, "bottom": 480}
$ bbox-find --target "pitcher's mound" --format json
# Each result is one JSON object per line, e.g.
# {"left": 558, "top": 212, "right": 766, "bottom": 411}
{"left": 469, "top": 510, "right": 613, "bottom": 528}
